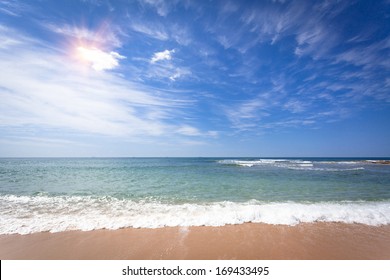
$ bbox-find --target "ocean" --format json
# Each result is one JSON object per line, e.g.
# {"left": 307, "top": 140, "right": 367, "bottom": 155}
{"left": 1, "top": 157, "right": 390, "bottom": 234}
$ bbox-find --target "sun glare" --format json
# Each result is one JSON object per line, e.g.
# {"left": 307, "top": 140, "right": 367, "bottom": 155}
{"left": 77, "top": 46, "right": 98, "bottom": 61}
{"left": 76, "top": 46, "right": 125, "bottom": 71}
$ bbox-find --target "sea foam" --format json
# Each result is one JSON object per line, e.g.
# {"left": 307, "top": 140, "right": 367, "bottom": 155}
{"left": 217, "top": 159, "right": 366, "bottom": 171}
{"left": 1, "top": 195, "right": 389, "bottom": 234}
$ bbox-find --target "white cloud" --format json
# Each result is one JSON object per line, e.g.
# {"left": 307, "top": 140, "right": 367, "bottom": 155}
{"left": 151, "top": 49, "right": 175, "bottom": 63}
{"left": 77, "top": 47, "right": 125, "bottom": 71}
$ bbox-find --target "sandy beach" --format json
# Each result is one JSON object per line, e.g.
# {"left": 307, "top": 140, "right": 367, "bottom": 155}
{"left": 1, "top": 222, "right": 389, "bottom": 260}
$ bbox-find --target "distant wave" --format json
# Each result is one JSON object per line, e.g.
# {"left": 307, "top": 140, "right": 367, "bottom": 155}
{"left": 217, "top": 159, "right": 366, "bottom": 171}
{"left": 1, "top": 195, "right": 389, "bottom": 234}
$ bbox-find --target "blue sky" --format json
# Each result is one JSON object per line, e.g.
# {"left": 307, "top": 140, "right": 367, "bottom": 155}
{"left": 0, "top": 0, "right": 390, "bottom": 157}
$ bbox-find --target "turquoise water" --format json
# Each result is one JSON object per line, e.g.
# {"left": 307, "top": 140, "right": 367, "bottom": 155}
{"left": 1, "top": 157, "right": 390, "bottom": 233}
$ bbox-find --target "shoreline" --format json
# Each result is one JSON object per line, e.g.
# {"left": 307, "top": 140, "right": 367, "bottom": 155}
{"left": 1, "top": 222, "right": 390, "bottom": 260}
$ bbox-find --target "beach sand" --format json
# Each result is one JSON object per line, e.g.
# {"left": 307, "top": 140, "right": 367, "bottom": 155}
{"left": 0, "top": 223, "right": 389, "bottom": 260}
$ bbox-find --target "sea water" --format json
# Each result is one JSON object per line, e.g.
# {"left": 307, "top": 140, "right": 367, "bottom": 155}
{"left": 0, "top": 157, "right": 390, "bottom": 234}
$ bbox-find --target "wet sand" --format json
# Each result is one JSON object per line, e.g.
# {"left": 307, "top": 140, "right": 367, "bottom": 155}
{"left": 0, "top": 223, "right": 389, "bottom": 260}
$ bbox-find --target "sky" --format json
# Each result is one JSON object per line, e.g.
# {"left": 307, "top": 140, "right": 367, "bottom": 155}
{"left": 0, "top": 0, "right": 390, "bottom": 157}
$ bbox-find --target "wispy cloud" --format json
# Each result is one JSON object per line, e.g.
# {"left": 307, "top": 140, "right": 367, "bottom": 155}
{"left": 147, "top": 49, "right": 192, "bottom": 81}
{"left": 130, "top": 20, "right": 192, "bottom": 46}
{"left": 176, "top": 125, "right": 218, "bottom": 138}
{"left": 195, "top": 0, "right": 390, "bottom": 137}
{"left": 283, "top": 99, "right": 307, "bottom": 113}
{"left": 294, "top": 24, "right": 337, "bottom": 58}
{"left": 0, "top": 25, "right": 39, "bottom": 49}
{"left": 220, "top": 1, "right": 239, "bottom": 15}
{"left": 2, "top": 0, "right": 390, "bottom": 156}
{"left": 145, "top": 62, "right": 192, "bottom": 82}
{"left": 224, "top": 97, "right": 268, "bottom": 131}
{"left": 139, "top": 0, "right": 174, "bottom": 17}
{"left": 0, "top": 136, "right": 92, "bottom": 148}
{"left": 130, "top": 22, "right": 169, "bottom": 41}
{"left": 170, "top": 24, "right": 192, "bottom": 46}
{"left": 169, "top": 67, "right": 191, "bottom": 81}
{"left": 0, "top": 0, "right": 31, "bottom": 17}
{"left": 335, "top": 36, "right": 390, "bottom": 70}
{"left": 208, "top": 0, "right": 352, "bottom": 59}
{"left": 44, "top": 23, "right": 124, "bottom": 48}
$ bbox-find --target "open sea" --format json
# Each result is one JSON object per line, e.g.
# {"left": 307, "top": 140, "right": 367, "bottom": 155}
{"left": 1, "top": 157, "right": 390, "bottom": 234}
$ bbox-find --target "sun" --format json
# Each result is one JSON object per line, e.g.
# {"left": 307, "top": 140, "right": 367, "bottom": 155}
{"left": 76, "top": 46, "right": 125, "bottom": 71}
{"left": 77, "top": 46, "right": 99, "bottom": 61}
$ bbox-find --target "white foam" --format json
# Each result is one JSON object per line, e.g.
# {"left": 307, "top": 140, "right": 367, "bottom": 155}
{"left": 0, "top": 195, "right": 389, "bottom": 234}
{"left": 217, "top": 159, "right": 367, "bottom": 171}
{"left": 218, "top": 159, "right": 291, "bottom": 167}
{"left": 287, "top": 166, "right": 365, "bottom": 171}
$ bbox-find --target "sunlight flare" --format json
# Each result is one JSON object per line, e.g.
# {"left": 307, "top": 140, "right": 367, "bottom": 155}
{"left": 76, "top": 46, "right": 125, "bottom": 71}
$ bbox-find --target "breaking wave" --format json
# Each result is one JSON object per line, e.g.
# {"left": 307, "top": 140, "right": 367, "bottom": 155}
{"left": 1, "top": 195, "right": 389, "bottom": 234}
{"left": 217, "top": 159, "right": 366, "bottom": 171}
